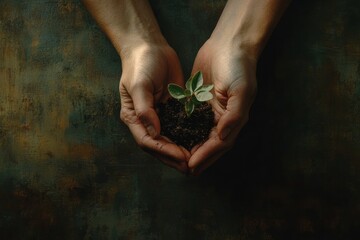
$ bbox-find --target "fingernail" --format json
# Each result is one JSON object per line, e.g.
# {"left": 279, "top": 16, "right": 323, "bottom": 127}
{"left": 146, "top": 125, "right": 157, "bottom": 138}
{"left": 220, "top": 128, "right": 231, "bottom": 140}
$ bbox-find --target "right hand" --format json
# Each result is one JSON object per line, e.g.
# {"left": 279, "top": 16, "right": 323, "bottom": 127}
{"left": 188, "top": 39, "right": 258, "bottom": 175}
{"left": 119, "top": 42, "right": 190, "bottom": 174}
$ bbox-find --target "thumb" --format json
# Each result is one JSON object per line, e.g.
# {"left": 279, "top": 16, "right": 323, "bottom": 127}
{"left": 131, "top": 86, "right": 161, "bottom": 138}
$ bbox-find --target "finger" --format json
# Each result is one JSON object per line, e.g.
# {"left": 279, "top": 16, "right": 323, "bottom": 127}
{"left": 218, "top": 78, "right": 257, "bottom": 140}
{"left": 188, "top": 133, "right": 226, "bottom": 171}
{"left": 131, "top": 85, "right": 161, "bottom": 138}
{"left": 190, "top": 144, "right": 201, "bottom": 155}
{"left": 127, "top": 121, "right": 187, "bottom": 163}
{"left": 217, "top": 88, "right": 251, "bottom": 140}
{"left": 152, "top": 152, "right": 189, "bottom": 174}
{"left": 188, "top": 125, "right": 241, "bottom": 175}
{"left": 143, "top": 130, "right": 191, "bottom": 162}
{"left": 180, "top": 145, "right": 191, "bottom": 161}
{"left": 190, "top": 151, "right": 224, "bottom": 176}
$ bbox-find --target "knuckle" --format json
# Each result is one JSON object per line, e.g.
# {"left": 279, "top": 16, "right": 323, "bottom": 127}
{"left": 136, "top": 109, "right": 146, "bottom": 119}
{"left": 120, "top": 108, "right": 138, "bottom": 125}
{"left": 119, "top": 82, "right": 127, "bottom": 96}
{"left": 120, "top": 109, "right": 131, "bottom": 123}
{"left": 155, "top": 141, "right": 165, "bottom": 152}
{"left": 138, "top": 133, "right": 152, "bottom": 150}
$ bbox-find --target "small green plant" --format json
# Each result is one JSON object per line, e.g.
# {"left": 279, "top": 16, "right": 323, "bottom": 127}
{"left": 168, "top": 71, "right": 214, "bottom": 117}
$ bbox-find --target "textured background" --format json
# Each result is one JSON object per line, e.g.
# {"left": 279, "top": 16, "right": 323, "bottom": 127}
{"left": 1, "top": 0, "right": 359, "bottom": 239}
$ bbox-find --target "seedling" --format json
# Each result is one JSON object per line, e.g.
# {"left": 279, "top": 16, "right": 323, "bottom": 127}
{"left": 168, "top": 71, "right": 213, "bottom": 117}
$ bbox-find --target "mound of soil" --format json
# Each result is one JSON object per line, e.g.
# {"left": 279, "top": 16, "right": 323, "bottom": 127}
{"left": 158, "top": 98, "right": 215, "bottom": 150}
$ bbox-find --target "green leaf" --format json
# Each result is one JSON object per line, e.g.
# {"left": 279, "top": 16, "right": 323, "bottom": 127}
{"left": 185, "top": 100, "right": 195, "bottom": 116}
{"left": 191, "top": 96, "right": 201, "bottom": 105}
{"left": 191, "top": 71, "right": 203, "bottom": 92}
{"left": 185, "top": 76, "right": 193, "bottom": 93}
{"left": 195, "top": 91, "right": 213, "bottom": 102}
{"left": 168, "top": 83, "right": 186, "bottom": 99}
{"left": 184, "top": 89, "right": 192, "bottom": 97}
{"left": 195, "top": 84, "right": 213, "bottom": 93}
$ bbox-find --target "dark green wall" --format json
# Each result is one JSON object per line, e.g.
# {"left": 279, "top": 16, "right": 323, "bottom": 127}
{"left": 0, "top": 0, "right": 359, "bottom": 239}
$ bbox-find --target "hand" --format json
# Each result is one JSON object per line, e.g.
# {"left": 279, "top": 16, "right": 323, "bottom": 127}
{"left": 119, "top": 42, "right": 190, "bottom": 173}
{"left": 84, "top": 0, "right": 288, "bottom": 176}
{"left": 188, "top": 39, "right": 257, "bottom": 175}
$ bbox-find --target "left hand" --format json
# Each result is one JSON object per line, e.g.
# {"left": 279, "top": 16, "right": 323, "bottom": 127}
{"left": 119, "top": 42, "right": 190, "bottom": 174}
{"left": 188, "top": 39, "right": 258, "bottom": 175}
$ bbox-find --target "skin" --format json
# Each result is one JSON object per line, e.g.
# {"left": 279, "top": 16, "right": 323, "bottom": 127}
{"left": 189, "top": 40, "right": 257, "bottom": 175}
{"left": 83, "top": 0, "right": 190, "bottom": 173}
{"left": 82, "top": 0, "right": 290, "bottom": 175}
{"left": 189, "top": 0, "right": 291, "bottom": 175}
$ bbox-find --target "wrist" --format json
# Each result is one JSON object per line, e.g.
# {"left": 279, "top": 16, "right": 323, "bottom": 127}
{"left": 118, "top": 34, "right": 169, "bottom": 61}
{"left": 207, "top": 33, "right": 260, "bottom": 63}
{"left": 119, "top": 31, "right": 167, "bottom": 55}
{"left": 86, "top": 0, "right": 168, "bottom": 57}
{"left": 210, "top": 0, "right": 290, "bottom": 61}
{"left": 111, "top": 23, "right": 168, "bottom": 57}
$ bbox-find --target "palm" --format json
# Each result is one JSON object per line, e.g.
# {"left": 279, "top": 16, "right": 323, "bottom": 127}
{"left": 189, "top": 40, "right": 257, "bottom": 175}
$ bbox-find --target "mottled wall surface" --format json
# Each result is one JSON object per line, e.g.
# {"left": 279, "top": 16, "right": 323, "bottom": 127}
{"left": 0, "top": 0, "right": 359, "bottom": 239}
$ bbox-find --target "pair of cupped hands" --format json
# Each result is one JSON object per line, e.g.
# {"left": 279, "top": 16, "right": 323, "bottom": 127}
{"left": 119, "top": 38, "right": 257, "bottom": 175}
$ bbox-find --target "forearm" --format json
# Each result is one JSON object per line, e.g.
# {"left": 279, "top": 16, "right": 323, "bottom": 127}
{"left": 211, "top": 0, "right": 291, "bottom": 59}
{"left": 82, "top": 0, "right": 166, "bottom": 56}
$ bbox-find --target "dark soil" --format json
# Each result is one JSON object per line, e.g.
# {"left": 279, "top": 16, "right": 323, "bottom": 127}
{"left": 158, "top": 98, "right": 215, "bottom": 150}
